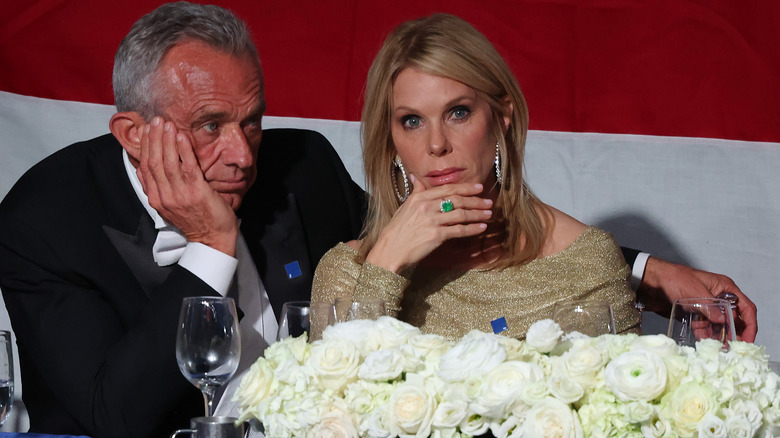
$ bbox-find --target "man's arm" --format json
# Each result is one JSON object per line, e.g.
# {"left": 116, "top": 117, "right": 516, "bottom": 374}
{"left": 637, "top": 256, "right": 757, "bottom": 342}
{"left": 0, "top": 215, "right": 213, "bottom": 435}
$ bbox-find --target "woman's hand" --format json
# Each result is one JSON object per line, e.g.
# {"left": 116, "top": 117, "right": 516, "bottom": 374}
{"left": 365, "top": 176, "right": 493, "bottom": 273}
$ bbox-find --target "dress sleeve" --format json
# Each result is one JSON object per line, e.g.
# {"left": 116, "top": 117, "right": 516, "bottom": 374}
{"left": 587, "top": 230, "right": 642, "bottom": 334}
{"left": 312, "top": 243, "right": 409, "bottom": 317}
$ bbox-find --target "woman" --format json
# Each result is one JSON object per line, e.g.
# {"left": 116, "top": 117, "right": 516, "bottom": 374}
{"left": 312, "top": 13, "right": 640, "bottom": 339}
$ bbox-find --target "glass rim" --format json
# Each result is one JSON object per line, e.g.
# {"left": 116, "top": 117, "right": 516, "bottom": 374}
{"left": 672, "top": 297, "right": 730, "bottom": 306}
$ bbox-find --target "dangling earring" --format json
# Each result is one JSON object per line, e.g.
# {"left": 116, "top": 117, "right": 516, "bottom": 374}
{"left": 392, "top": 156, "right": 410, "bottom": 203}
{"left": 494, "top": 142, "right": 502, "bottom": 184}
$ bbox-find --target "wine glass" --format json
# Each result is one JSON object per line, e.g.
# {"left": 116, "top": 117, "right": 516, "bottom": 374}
{"left": 667, "top": 297, "right": 736, "bottom": 350}
{"left": 552, "top": 300, "right": 616, "bottom": 337}
{"left": 176, "top": 297, "right": 241, "bottom": 417}
{"left": 0, "top": 331, "right": 13, "bottom": 427}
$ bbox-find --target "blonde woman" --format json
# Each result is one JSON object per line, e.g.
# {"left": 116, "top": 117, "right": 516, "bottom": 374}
{"left": 312, "top": 13, "right": 640, "bottom": 339}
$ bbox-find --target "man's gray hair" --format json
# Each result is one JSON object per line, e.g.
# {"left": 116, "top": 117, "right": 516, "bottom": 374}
{"left": 113, "top": 1, "right": 259, "bottom": 119}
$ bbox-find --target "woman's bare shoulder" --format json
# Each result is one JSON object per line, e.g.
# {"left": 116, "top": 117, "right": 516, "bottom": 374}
{"left": 541, "top": 206, "right": 588, "bottom": 256}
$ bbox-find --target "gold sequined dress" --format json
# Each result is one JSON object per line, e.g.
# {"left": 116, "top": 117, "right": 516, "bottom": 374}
{"left": 312, "top": 226, "right": 640, "bottom": 339}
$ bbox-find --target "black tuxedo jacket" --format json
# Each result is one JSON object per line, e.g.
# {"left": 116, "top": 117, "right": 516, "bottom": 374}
{"left": 0, "top": 129, "right": 365, "bottom": 437}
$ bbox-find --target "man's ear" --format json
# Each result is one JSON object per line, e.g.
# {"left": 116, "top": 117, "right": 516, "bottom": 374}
{"left": 109, "top": 111, "right": 146, "bottom": 165}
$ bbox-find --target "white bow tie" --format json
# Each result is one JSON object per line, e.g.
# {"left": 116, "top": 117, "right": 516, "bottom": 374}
{"left": 152, "top": 226, "right": 188, "bottom": 266}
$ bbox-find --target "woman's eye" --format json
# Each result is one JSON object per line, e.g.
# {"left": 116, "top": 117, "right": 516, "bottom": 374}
{"left": 451, "top": 106, "right": 470, "bottom": 120}
{"left": 402, "top": 115, "right": 422, "bottom": 129}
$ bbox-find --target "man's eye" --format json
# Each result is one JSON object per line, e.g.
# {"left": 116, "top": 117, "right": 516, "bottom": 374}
{"left": 204, "top": 122, "right": 218, "bottom": 133}
{"left": 402, "top": 115, "right": 422, "bottom": 129}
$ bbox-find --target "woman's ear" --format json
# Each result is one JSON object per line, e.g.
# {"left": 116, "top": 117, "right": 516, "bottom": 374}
{"left": 500, "top": 96, "right": 514, "bottom": 135}
{"left": 109, "top": 111, "right": 146, "bottom": 165}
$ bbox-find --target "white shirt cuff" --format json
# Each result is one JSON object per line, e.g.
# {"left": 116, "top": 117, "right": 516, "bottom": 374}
{"left": 178, "top": 242, "right": 238, "bottom": 295}
{"left": 630, "top": 252, "right": 651, "bottom": 291}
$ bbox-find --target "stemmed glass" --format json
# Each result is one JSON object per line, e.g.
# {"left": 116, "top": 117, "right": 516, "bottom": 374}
{"left": 552, "top": 300, "right": 616, "bottom": 337}
{"left": 176, "top": 297, "right": 241, "bottom": 417}
{"left": 0, "top": 331, "right": 13, "bottom": 427}
{"left": 277, "top": 301, "right": 337, "bottom": 342}
{"left": 667, "top": 297, "right": 736, "bottom": 350}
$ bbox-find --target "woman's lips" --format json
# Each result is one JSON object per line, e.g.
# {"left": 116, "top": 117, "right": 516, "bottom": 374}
{"left": 425, "top": 168, "right": 465, "bottom": 186}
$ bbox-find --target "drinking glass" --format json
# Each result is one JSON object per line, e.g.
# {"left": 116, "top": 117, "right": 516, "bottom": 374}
{"left": 176, "top": 297, "right": 241, "bottom": 417}
{"left": 0, "top": 331, "right": 13, "bottom": 427}
{"left": 552, "top": 300, "right": 616, "bottom": 337}
{"left": 667, "top": 297, "right": 736, "bottom": 350}
{"left": 335, "top": 297, "right": 386, "bottom": 322}
{"left": 277, "top": 301, "right": 311, "bottom": 341}
{"left": 309, "top": 302, "right": 337, "bottom": 342}
{"left": 277, "top": 301, "right": 336, "bottom": 342}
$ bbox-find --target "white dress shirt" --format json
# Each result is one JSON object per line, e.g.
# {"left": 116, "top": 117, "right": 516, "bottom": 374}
{"left": 122, "top": 151, "right": 277, "bottom": 423}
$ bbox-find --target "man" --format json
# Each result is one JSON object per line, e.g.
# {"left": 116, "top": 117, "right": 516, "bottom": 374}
{"left": 0, "top": 3, "right": 363, "bottom": 436}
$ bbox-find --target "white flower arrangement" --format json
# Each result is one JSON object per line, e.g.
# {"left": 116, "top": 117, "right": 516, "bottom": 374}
{"left": 233, "top": 316, "right": 780, "bottom": 438}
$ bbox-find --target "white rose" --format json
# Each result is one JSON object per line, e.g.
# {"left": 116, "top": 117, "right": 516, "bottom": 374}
{"left": 471, "top": 361, "right": 545, "bottom": 418}
{"left": 605, "top": 349, "right": 667, "bottom": 401}
{"left": 307, "top": 339, "right": 361, "bottom": 394}
{"left": 274, "top": 356, "right": 312, "bottom": 393}
{"left": 560, "top": 340, "right": 607, "bottom": 387}
{"left": 374, "top": 316, "right": 422, "bottom": 349}
{"left": 697, "top": 413, "right": 727, "bottom": 438}
{"left": 660, "top": 381, "right": 719, "bottom": 437}
{"left": 358, "top": 349, "right": 405, "bottom": 381}
{"left": 308, "top": 404, "right": 360, "bottom": 438}
{"left": 438, "top": 330, "right": 506, "bottom": 382}
{"left": 725, "top": 415, "right": 756, "bottom": 438}
{"left": 518, "top": 380, "right": 550, "bottom": 407}
{"left": 432, "top": 399, "right": 468, "bottom": 429}
{"left": 232, "top": 359, "right": 279, "bottom": 422}
{"left": 385, "top": 380, "right": 437, "bottom": 438}
{"left": 548, "top": 375, "right": 584, "bottom": 404}
{"left": 322, "top": 319, "right": 380, "bottom": 355}
{"left": 520, "top": 397, "right": 583, "bottom": 438}
{"left": 631, "top": 334, "right": 680, "bottom": 358}
{"left": 264, "top": 335, "right": 310, "bottom": 367}
{"left": 525, "top": 319, "right": 563, "bottom": 353}
{"left": 408, "top": 333, "right": 451, "bottom": 359}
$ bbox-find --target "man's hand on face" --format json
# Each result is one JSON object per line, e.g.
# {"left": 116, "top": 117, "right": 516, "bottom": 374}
{"left": 138, "top": 116, "right": 239, "bottom": 257}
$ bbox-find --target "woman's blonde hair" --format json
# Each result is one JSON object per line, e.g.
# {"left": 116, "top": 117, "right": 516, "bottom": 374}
{"left": 360, "top": 13, "right": 550, "bottom": 268}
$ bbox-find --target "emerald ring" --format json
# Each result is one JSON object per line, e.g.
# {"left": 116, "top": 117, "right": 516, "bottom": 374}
{"left": 440, "top": 199, "right": 454, "bottom": 213}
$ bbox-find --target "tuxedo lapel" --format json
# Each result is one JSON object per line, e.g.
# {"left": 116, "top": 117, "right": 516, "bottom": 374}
{"left": 242, "top": 193, "right": 312, "bottom": 318}
{"left": 103, "top": 215, "right": 173, "bottom": 298}
{"left": 90, "top": 135, "right": 174, "bottom": 297}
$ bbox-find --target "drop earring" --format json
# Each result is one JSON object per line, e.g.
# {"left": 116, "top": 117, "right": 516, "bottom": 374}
{"left": 392, "top": 156, "right": 410, "bottom": 202}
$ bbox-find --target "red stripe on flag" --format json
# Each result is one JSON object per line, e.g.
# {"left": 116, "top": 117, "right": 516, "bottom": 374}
{"left": 0, "top": 1, "right": 778, "bottom": 142}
